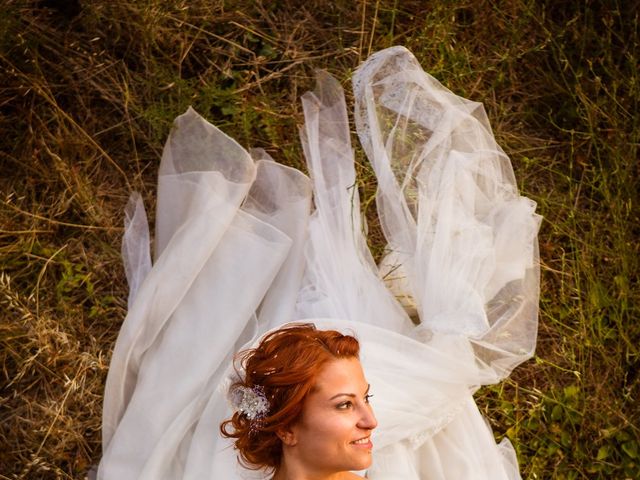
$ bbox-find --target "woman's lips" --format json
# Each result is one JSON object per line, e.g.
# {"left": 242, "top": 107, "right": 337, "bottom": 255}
{"left": 350, "top": 436, "right": 373, "bottom": 449}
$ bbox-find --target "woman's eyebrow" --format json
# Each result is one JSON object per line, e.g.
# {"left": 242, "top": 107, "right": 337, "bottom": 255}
{"left": 329, "top": 384, "right": 370, "bottom": 400}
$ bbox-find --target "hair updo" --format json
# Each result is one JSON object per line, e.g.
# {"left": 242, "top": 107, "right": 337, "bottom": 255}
{"left": 220, "top": 323, "right": 360, "bottom": 471}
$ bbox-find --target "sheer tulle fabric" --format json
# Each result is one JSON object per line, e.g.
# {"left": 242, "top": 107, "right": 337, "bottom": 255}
{"left": 98, "top": 46, "right": 540, "bottom": 479}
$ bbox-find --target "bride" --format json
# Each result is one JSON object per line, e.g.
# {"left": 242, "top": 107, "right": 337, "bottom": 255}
{"left": 97, "top": 46, "right": 540, "bottom": 479}
{"left": 221, "top": 323, "right": 376, "bottom": 479}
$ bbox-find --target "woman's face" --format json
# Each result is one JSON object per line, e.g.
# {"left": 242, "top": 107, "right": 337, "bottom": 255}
{"left": 286, "top": 357, "right": 377, "bottom": 475}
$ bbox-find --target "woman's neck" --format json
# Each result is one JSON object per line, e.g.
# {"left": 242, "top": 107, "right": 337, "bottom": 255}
{"left": 272, "top": 464, "right": 361, "bottom": 480}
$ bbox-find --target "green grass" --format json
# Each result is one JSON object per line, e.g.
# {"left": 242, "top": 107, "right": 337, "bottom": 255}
{"left": 1, "top": 1, "right": 638, "bottom": 478}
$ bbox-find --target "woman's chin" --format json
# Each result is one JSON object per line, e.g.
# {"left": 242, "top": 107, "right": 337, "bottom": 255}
{"left": 349, "top": 453, "right": 373, "bottom": 471}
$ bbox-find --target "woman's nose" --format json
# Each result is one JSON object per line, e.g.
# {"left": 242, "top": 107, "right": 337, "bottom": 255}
{"left": 358, "top": 404, "right": 378, "bottom": 430}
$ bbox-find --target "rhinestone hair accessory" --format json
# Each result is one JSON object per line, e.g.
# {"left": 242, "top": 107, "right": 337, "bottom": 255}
{"left": 229, "top": 384, "right": 270, "bottom": 423}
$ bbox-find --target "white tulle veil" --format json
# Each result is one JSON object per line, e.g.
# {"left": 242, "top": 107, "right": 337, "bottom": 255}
{"left": 97, "top": 46, "right": 540, "bottom": 480}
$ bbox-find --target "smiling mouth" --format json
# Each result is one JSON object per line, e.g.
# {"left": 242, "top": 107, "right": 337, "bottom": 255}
{"left": 351, "top": 436, "right": 371, "bottom": 445}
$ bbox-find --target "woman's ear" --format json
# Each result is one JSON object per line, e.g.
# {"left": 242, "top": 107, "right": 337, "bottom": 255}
{"left": 276, "top": 425, "right": 297, "bottom": 446}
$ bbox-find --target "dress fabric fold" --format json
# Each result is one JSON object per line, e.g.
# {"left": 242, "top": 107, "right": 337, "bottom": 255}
{"left": 99, "top": 46, "right": 540, "bottom": 480}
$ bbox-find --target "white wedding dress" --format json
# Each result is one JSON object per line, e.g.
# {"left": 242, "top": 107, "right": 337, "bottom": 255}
{"left": 98, "top": 46, "right": 541, "bottom": 480}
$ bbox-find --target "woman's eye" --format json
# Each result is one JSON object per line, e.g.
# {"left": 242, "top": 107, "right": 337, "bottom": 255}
{"left": 364, "top": 394, "right": 374, "bottom": 404}
{"left": 337, "top": 401, "right": 353, "bottom": 409}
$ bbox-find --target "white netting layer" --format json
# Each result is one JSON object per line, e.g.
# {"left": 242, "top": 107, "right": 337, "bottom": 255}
{"left": 353, "top": 46, "right": 541, "bottom": 380}
{"left": 98, "top": 47, "right": 540, "bottom": 480}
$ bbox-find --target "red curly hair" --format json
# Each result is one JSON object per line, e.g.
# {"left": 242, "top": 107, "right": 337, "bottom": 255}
{"left": 220, "top": 323, "right": 360, "bottom": 471}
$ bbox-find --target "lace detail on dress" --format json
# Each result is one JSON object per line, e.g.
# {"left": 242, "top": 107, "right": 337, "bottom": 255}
{"left": 408, "top": 399, "right": 466, "bottom": 449}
